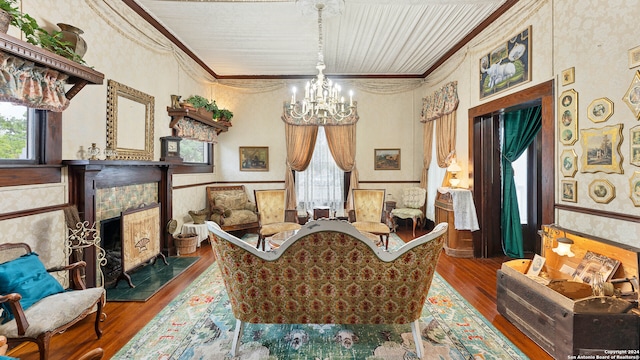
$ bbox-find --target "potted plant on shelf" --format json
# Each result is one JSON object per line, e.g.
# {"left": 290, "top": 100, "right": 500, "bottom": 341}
{"left": 0, "top": 0, "right": 85, "bottom": 64}
{"left": 216, "top": 108, "right": 233, "bottom": 126}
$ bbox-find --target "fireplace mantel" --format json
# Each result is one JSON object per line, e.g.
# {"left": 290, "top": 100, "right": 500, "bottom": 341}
{"left": 64, "top": 160, "right": 176, "bottom": 287}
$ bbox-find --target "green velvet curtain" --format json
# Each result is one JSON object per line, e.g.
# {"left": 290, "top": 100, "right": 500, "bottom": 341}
{"left": 501, "top": 105, "right": 542, "bottom": 258}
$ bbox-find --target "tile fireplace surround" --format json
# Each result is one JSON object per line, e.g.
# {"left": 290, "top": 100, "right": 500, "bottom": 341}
{"left": 64, "top": 160, "right": 176, "bottom": 287}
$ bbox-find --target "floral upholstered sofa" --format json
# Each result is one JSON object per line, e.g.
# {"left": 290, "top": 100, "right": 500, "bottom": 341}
{"left": 206, "top": 219, "right": 448, "bottom": 358}
{"left": 206, "top": 185, "right": 259, "bottom": 233}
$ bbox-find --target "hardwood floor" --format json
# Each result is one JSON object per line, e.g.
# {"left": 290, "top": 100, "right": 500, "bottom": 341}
{"left": 8, "top": 226, "right": 551, "bottom": 360}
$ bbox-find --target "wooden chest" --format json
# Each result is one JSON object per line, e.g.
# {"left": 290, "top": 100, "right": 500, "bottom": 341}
{"left": 497, "top": 225, "right": 640, "bottom": 359}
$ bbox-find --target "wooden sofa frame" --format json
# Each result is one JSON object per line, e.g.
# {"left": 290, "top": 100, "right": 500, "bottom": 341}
{"left": 207, "top": 219, "right": 448, "bottom": 358}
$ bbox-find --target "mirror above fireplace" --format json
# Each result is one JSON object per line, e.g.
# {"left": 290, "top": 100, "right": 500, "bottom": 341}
{"left": 106, "top": 79, "right": 155, "bottom": 160}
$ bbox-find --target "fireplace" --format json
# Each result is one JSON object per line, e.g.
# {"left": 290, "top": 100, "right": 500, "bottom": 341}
{"left": 100, "top": 216, "right": 122, "bottom": 287}
{"left": 64, "top": 160, "right": 176, "bottom": 287}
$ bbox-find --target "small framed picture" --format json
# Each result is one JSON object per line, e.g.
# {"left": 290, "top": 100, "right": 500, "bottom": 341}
{"left": 623, "top": 70, "right": 640, "bottom": 120}
{"left": 561, "top": 67, "right": 575, "bottom": 86}
{"left": 526, "top": 254, "right": 546, "bottom": 276}
{"left": 629, "top": 45, "right": 640, "bottom": 69}
{"left": 588, "top": 179, "right": 615, "bottom": 204}
{"left": 630, "top": 171, "right": 640, "bottom": 207}
{"left": 586, "top": 97, "right": 613, "bottom": 123}
{"left": 239, "top": 146, "right": 269, "bottom": 171}
{"left": 374, "top": 148, "right": 401, "bottom": 170}
{"left": 561, "top": 179, "right": 577, "bottom": 202}
{"left": 558, "top": 89, "right": 578, "bottom": 145}
{"left": 580, "top": 124, "right": 624, "bottom": 174}
{"left": 560, "top": 149, "right": 578, "bottom": 178}
{"left": 630, "top": 125, "right": 640, "bottom": 167}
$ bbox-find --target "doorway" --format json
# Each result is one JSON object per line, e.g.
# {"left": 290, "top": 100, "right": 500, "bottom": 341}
{"left": 468, "top": 80, "right": 555, "bottom": 258}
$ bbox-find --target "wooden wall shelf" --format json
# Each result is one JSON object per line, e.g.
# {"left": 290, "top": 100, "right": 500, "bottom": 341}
{"left": 167, "top": 106, "right": 229, "bottom": 134}
{"left": 0, "top": 32, "right": 104, "bottom": 100}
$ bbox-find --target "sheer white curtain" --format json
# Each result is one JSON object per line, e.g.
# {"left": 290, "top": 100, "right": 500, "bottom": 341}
{"left": 426, "top": 130, "right": 447, "bottom": 221}
{"left": 296, "top": 126, "right": 345, "bottom": 215}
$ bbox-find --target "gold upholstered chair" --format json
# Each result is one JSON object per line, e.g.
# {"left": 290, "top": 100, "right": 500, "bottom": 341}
{"left": 349, "top": 189, "right": 391, "bottom": 249}
{"left": 254, "top": 189, "right": 302, "bottom": 251}
{"left": 391, "top": 186, "right": 427, "bottom": 237}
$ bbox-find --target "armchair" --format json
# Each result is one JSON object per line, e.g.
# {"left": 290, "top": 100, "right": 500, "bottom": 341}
{"left": 206, "top": 185, "right": 259, "bottom": 233}
{"left": 391, "top": 187, "right": 427, "bottom": 237}
{"left": 254, "top": 189, "right": 301, "bottom": 251}
{"left": 0, "top": 243, "right": 104, "bottom": 360}
{"left": 349, "top": 189, "right": 390, "bottom": 249}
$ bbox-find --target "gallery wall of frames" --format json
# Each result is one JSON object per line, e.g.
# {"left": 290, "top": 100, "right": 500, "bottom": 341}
{"left": 558, "top": 51, "right": 640, "bottom": 209}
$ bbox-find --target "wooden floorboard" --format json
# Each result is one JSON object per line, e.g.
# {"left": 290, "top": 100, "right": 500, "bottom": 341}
{"left": 7, "top": 226, "right": 551, "bottom": 360}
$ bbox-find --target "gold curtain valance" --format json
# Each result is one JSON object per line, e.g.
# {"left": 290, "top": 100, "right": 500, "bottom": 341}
{"left": 0, "top": 53, "right": 70, "bottom": 112}
{"left": 420, "top": 81, "right": 459, "bottom": 123}
{"left": 172, "top": 118, "right": 218, "bottom": 143}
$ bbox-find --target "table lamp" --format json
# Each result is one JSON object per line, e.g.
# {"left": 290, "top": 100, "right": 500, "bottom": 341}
{"left": 447, "top": 158, "right": 462, "bottom": 188}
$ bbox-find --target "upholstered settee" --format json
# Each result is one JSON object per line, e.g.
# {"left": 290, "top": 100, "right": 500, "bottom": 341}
{"left": 206, "top": 185, "right": 259, "bottom": 232}
{"left": 206, "top": 219, "right": 448, "bottom": 358}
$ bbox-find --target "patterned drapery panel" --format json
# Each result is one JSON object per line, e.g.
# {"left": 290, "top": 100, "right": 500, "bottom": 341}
{"left": 0, "top": 53, "right": 70, "bottom": 112}
{"left": 172, "top": 118, "right": 218, "bottom": 143}
{"left": 420, "top": 81, "right": 459, "bottom": 122}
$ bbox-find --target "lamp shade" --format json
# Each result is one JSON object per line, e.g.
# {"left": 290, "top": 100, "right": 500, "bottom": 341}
{"left": 447, "top": 159, "right": 461, "bottom": 173}
{"left": 551, "top": 237, "right": 575, "bottom": 257}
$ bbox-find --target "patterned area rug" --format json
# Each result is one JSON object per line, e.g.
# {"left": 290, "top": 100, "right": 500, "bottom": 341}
{"left": 113, "top": 240, "right": 527, "bottom": 359}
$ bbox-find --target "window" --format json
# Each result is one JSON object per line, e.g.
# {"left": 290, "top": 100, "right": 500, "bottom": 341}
{"left": 180, "top": 138, "right": 210, "bottom": 164}
{"left": 0, "top": 103, "right": 40, "bottom": 164}
{"left": 295, "top": 126, "right": 344, "bottom": 214}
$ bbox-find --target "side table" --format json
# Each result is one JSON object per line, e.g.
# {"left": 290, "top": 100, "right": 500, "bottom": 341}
{"left": 181, "top": 222, "right": 209, "bottom": 247}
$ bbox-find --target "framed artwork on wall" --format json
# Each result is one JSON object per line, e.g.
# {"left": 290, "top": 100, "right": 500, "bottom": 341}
{"left": 630, "top": 125, "right": 640, "bottom": 167}
{"left": 586, "top": 97, "right": 614, "bottom": 123}
{"left": 374, "top": 148, "right": 400, "bottom": 170}
{"left": 623, "top": 70, "right": 640, "bottom": 119}
{"left": 588, "top": 179, "right": 615, "bottom": 204}
{"left": 558, "top": 89, "right": 578, "bottom": 145}
{"left": 479, "top": 26, "right": 531, "bottom": 99}
{"left": 580, "top": 124, "right": 624, "bottom": 174}
{"left": 561, "top": 67, "right": 575, "bottom": 86}
{"left": 629, "top": 45, "right": 640, "bottom": 69}
{"left": 239, "top": 146, "right": 269, "bottom": 171}
{"left": 560, "top": 149, "right": 578, "bottom": 177}
{"left": 630, "top": 171, "right": 640, "bottom": 206}
{"left": 561, "top": 179, "right": 577, "bottom": 203}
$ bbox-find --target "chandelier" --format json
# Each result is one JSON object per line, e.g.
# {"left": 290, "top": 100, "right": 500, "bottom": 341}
{"left": 282, "top": 1, "right": 357, "bottom": 125}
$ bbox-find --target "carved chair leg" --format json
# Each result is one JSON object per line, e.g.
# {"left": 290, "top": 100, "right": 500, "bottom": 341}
{"left": 36, "top": 333, "right": 53, "bottom": 360}
{"left": 95, "top": 298, "right": 103, "bottom": 339}
{"left": 231, "top": 319, "right": 245, "bottom": 357}
{"left": 411, "top": 217, "right": 417, "bottom": 237}
{"left": 411, "top": 319, "right": 423, "bottom": 359}
{"left": 256, "top": 235, "right": 263, "bottom": 250}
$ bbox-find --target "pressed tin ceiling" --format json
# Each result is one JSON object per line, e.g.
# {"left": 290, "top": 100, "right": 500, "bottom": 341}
{"left": 132, "top": 0, "right": 514, "bottom": 78}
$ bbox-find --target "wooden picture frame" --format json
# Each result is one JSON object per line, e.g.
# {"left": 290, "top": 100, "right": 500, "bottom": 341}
{"left": 623, "top": 70, "right": 640, "bottom": 120}
{"left": 558, "top": 89, "right": 578, "bottom": 145}
{"left": 630, "top": 125, "right": 640, "bottom": 167}
{"left": 630, "top": 171, "right": 640, "bottom": 206}
{"left": 561, "top": 179, "right": 577, "bottom": 202}
{"left": 560, "top": 149, "right": 578, "bottom": 178}
{"left": 588, "top": 179, "right": 615, "bottom": 204}
{"left": 479, "top": 26, "right": 531, "bottom": 99}
{"left": 374, "top": 148, "right": 401, "bottom": 170}
{"left": 587, "top": 97, "right": 613, "bottom": 123}
{"left": 580, "top": 124, "right": 624, "bottom": 174}
{"left": 561, "top": 67, "right": 575, "bottom": 86}
{"left": 629, "top": 44, "right": 640, "bottom": 69}
{"left": 239, "top": 146, "right": 269, "bottom": 171}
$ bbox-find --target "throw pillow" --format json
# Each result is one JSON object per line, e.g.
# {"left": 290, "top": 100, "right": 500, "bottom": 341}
{"left": 215, "top": 191, "right": 247, "bottom": 210}
{"left": 0, "top": 252, "right": 65, "bottom": 324}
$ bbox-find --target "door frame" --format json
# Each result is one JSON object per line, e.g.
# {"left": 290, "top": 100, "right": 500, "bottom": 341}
{"left": 468, "top": 80, "right": 555, "bottom": 258}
